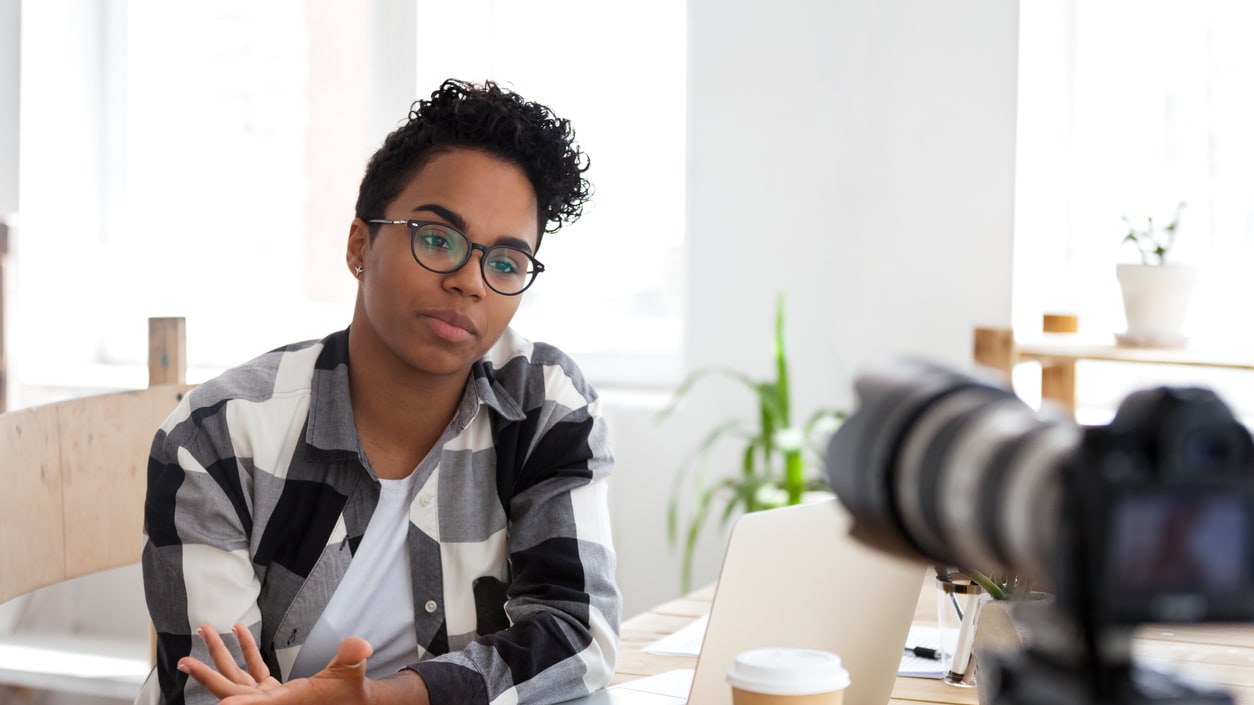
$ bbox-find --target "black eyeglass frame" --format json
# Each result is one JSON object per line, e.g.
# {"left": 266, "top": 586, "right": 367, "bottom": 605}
{"left": 367, "top": 219, "right": 546, "bottom": 296}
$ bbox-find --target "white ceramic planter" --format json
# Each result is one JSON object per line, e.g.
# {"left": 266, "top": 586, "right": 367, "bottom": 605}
{"left": 1115, "top": 263, "right": 1200, "bottom": 348}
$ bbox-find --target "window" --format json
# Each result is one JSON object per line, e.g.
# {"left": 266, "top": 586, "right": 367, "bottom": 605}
{"left": 1015, "top": 0, "right": 1254, "bottom": 423}
{"left": 409, "top": 0, "right": 686, "bottom": 387}
{"left": 10, "top": 1, "right": 684, "bottom": 407}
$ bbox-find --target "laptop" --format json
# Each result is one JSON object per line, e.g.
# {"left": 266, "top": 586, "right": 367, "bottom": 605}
{"left": 584, "top": 498, "right": 926, "bottom": 705}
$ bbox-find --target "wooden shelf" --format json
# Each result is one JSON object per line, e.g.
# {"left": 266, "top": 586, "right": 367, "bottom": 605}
{"left": 1016, "top": 335, "right": 1254, "bottom": 371}
{"left": 974, "top": 316, "right": 1254, "bottom": 415}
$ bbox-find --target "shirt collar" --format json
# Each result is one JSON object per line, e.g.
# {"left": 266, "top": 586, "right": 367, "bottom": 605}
{"left": 303, "top": 327, "right": 527, "bottom": 463}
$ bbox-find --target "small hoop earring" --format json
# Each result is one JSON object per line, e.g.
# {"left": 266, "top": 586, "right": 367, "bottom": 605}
{"left": 354, "top": 265, "right": 364, "bottom": 277}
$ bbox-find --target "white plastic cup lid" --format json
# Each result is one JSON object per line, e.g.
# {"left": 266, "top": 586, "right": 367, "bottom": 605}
{"left": 726, "top": 648, "right": 851, "bottom": 696}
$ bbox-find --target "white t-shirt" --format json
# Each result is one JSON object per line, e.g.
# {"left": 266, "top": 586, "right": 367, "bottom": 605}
{"left": 289, "top": 473, "right": 422, "bottom": 680}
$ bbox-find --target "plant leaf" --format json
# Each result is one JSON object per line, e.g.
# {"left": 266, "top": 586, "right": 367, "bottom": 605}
{"left": 741, "top": 442, "right": 757, "bottom": 479}
{"left": 667, "top": 416, "right": 763, "bottom": 548}
{"left": 720, "top": 479, "right": 756, "bottom": 526}
{"left": 964, "top": 568, "right": 1009, "bottom": 600}
{"left": 680, "top": 480, "right": 730, "bottom": 592}
{"left": 654, "top": 366, "right": 763, "bottom": 423}
{"left": 774, "top": 293, "right": 792, "bottom": 426}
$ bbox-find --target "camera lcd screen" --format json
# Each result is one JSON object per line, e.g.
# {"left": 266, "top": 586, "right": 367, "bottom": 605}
{"left": 1107, "top": 492, "right": 1246, "bottom": 597}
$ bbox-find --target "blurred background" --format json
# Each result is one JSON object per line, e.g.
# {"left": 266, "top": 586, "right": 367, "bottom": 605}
{"left": 3, "top": 1, "right": 1254, "bottom": 702}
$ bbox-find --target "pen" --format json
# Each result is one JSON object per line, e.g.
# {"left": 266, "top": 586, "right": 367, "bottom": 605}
{"left": 904, "top": 645, "right": 941, "bottom": 660}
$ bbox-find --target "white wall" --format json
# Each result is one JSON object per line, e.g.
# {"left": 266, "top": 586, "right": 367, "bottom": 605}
{"left": 608, "top": 0, "right": 1020, "bottom": 619}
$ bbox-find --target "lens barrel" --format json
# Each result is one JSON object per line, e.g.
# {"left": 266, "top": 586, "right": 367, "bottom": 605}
{"left": 825, "top": 358, "right": 1080, "bottom": 584}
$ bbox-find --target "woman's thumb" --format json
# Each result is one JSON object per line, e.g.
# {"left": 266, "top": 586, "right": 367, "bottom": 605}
{"left": 327, "top": 637, "right": 374, "bottom": 673}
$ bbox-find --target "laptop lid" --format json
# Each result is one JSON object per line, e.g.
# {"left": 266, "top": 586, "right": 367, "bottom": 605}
{"left": 686, "top": 498, "right": 925, "bottom": 705}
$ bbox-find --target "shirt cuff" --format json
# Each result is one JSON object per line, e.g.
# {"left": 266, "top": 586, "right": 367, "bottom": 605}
{"left": 405, "top": 661, "right": 489, "bottom": 705}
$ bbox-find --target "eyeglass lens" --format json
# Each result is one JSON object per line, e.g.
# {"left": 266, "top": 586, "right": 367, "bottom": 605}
{"left": 410, "top": 222, "right": 536, "bottom": 295}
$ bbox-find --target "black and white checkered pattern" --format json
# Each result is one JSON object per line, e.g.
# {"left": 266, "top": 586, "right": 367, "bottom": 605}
{"left": 140, "top": 327, "right": 620, "bottom": 705}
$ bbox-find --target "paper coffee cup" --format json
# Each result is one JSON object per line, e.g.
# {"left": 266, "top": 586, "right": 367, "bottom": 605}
{"left": 726, "top": 648, "right": 851, "bottom": 705}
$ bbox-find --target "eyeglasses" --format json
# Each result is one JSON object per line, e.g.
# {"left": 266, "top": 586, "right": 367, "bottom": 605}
{"left": 367, "top": 219, "right": 545, "bottom": 296}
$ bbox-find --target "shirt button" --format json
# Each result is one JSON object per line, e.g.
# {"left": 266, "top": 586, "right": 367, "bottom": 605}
{"left": 425, "top": 600, "right": 438, "bottom": 613}
{"left": 419, "top": 495, "right": 432, "bottom": 507}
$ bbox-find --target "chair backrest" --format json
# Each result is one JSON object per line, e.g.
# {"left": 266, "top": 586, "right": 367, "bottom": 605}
{"left": 0, "top": 317, "right": 195, "bottom": 604}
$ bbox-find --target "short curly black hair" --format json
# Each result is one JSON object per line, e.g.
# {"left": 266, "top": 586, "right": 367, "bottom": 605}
{"left": 354, "top": 79, "right": 592, "bottom": 251}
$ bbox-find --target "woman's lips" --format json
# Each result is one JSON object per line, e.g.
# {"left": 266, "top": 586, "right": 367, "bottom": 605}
{"left": 422, "top": 311, "right": 476, "bottom": 343}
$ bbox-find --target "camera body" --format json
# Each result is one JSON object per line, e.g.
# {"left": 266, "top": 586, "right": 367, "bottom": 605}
{"left": 1059, "top": 386, "right": 1254, "bottom": 627}
{"left": 825, "top": 359, "right": 1254, "bottom": 704}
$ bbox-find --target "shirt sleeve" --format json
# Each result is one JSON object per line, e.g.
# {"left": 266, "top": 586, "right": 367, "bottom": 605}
{"left": 140, "top": 397, "right": 266, "bottom": 705}
{"left": 407, "top": 385, "right": 621, "bottom": 705}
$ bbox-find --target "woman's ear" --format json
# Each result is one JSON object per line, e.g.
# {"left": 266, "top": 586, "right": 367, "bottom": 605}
{"left": 346, "top": 218, "right": 370, "bottom": 278}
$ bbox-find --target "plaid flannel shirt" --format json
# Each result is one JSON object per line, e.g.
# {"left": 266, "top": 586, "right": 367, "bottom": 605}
{"left": 139, "top": 326, "right": 620, "bottom": 705}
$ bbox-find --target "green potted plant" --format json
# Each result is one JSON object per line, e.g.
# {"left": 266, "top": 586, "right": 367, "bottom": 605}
{"left": 939, "top": 566, "right": 1032, "bottom": 602}
{"left": 1116, "top": 201, "right": 1198, "bottom": 348}
{"left": 656, "top": 293, "right": 844, "bottom": 591}
{"left": 1121, "top": 200, "right": 1185, "bottom": 265}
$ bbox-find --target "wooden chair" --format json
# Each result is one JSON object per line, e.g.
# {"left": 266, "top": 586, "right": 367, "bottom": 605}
{"left": 0, "top": 317, "right": 194, "bottom": 699}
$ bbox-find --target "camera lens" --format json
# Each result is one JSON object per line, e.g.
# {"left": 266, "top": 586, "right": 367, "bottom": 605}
{"left": 894, "top": 385, "right": 1013, "bottom": 566}
{"left": 826, "top": 358, "right": 1080, "bottom": 584}
{"left": 829, "top": 357, "right": 1254, "bottom": 629}
{"left": 985, "top": 420, "right": 1078, "bottom": 583}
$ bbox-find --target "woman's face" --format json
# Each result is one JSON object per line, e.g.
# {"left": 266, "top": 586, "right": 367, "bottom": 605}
{"left": 347, "top": 148, "right": 540, "bottom": 381}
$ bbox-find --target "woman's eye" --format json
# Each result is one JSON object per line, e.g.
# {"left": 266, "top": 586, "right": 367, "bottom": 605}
{"left": 487, "top": 251, "right": 525, "bottom": 275}
{"left": 418, "top": 233, "right": 451, "bottom": 250}
{"left": 487, "top": 258, "right": 519, "bottom": 275}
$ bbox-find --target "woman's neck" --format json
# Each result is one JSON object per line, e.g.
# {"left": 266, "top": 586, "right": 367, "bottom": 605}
{"left": 347, "top": 329, "right": 470, "bottom": 480}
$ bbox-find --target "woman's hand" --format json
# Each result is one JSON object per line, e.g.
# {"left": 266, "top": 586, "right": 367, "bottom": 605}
{"left": 179, "top": 623, "right": 375, "bottom": 704}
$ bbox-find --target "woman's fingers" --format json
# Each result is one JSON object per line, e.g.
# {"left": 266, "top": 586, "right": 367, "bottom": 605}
{"left": 232, "top": 624, "right": 274, "bottom": 684}
{"left": 186, "top": 622, "right": 281, "bottom": 697}
{"left": 179, "top": 656, "right": 252, "bottom": 699}
{"left": 199, "top": 625, "right": 253, "bottom": 685}
{"left": 202, "top": 636, "right": 377, "bottom": 705}
{"left": 183, "top": 627, "right": 376, "bottom": 704}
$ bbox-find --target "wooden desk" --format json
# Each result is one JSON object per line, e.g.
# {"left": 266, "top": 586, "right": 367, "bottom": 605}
{"left": 616, "top": 582, "right": 1254, "bottom": 705}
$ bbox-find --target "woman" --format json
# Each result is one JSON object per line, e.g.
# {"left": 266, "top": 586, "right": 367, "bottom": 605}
{"left": 140, "top": 79, "right": 620, "bottom": 705}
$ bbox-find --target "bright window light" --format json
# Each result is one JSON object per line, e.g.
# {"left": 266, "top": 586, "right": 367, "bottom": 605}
{"left": 12, "top": 1, "right": 684, "bottom": 406}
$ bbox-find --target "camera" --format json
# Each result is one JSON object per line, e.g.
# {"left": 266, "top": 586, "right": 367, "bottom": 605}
{"left": 825, "top": 358, "right": 1254, "bottom": 705}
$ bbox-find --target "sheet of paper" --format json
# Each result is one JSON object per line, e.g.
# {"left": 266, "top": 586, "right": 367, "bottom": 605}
{"left": 642, "top": 615, "right": 707, "bottom": 657}
{"left": 898, "top": 624, "right": 958, "bottom": 678}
